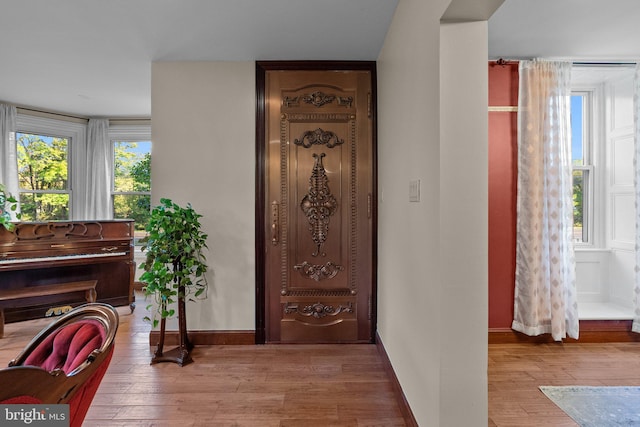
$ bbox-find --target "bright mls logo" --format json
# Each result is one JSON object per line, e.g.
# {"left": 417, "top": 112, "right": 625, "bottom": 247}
{"left": 1, "top": 405, "right": 69, "bottom": 426}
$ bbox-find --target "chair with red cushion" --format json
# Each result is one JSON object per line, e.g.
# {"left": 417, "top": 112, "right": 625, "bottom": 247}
{"left": 0, "top": 303, "right": 118, "bottom": 427}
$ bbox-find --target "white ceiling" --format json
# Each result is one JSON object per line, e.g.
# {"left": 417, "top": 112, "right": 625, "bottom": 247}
{"left": 1, "top": 0, "right": 638, "bottom": 119}
{"left": 488, "top": 0, "right": 640, "bottom": 61}
{"left": 0, "top": 0, "right": 398, "bottom": 118}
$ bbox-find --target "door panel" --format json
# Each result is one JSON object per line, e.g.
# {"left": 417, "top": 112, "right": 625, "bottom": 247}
{"left": 260, "top": 64, "right": 375, "bottom": 343}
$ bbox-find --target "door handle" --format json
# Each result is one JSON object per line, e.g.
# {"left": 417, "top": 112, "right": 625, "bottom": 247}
{"left": 271, "top": 201, "right": 279, "bottom": 245}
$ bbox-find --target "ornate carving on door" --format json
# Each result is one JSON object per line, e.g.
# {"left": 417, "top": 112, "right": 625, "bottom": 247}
{"left": 294, "top": 128, "right": 344, "bottom": 148}
{"left": 258, "top": 63, "right": 375, "bottom": 343}
{"left": 300, "top": 152, "right": 337, "bottom": 257}
{"left": 277, "top": 113, "right": 359, "bottom": 299}
{"left": 293, "top": 261, "right": 344, "bottom": 281}
{"left": 283, "top": 91, "right": 354, "bottom": 109}
{"left": 283, "top": 301, "right": 353, "bottom": 319}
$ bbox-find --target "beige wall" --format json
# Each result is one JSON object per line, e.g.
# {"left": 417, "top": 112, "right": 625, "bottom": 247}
{"left": 150, "top": 2, "right": 491, "bottom": 424}
{"left": 440, "top": 20, "right": 489, "bottom": 425}
{"left": 376, "top": 0, "right": 449, "bottom": 424}
{"left": 151, "top": 61, "right": 256, "bottom": 331}
{"left": 377, "top": 1, "right": 489, "bottom": 425}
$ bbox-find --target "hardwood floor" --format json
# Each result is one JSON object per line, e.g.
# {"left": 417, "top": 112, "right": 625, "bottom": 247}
{"left": 0, "top": 296, "right": 406, "bottom": 426}
{"left": 4, "top": 298, "right": 640, "bottom": 426}
{"left": 489, "top": 342, "right": 640, "bottom": 426}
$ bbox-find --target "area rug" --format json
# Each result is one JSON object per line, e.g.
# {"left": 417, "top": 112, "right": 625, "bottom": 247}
{"left": 540, "top": 386, "right": 640, "bottom": 426}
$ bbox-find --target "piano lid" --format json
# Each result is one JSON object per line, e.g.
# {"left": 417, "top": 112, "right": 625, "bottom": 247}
{"left": 0, "top": 220, "right": 134, "bottom": 245}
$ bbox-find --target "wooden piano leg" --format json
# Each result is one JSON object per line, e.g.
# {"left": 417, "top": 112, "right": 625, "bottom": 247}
{"left": 129, "top": 260, "right": 136, "bottom": 313}
{"left": 129, "top": 285, "right": 136, "bottom": 312}
{"left": 85, "top": 288, "right": 97, "bottom": 303}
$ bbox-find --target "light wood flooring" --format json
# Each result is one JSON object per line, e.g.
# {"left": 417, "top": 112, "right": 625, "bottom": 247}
{"left": 0, "top": 297, "right": 406, "bottom": 426}
{"left": 489, "top": 341, "right": 640, "bottom": 426}
{"left": 3, "top": 299, "right": 640, "bottom": 426}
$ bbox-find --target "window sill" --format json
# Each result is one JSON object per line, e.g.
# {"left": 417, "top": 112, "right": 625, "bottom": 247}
{"left": 574, "top": 247, "right": 611, "bottom": 253}
{"left": 579, "top": 302, "right": 633, "bottom": 320}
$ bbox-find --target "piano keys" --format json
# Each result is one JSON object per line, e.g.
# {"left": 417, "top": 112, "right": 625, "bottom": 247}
{"left": 0, "top": 220, "right": 135, "bottom": 324}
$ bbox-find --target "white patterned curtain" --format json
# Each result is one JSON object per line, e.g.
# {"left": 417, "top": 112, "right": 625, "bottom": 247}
{"left": 633, "top": 63, "right": 640, "bottom": 333}
{"left": 0, "top": 104, "right": 19, "bottom": 220}
{"left": 85, "top": 118, "right": 111, "bottom": 219}
{"left": 512, "top": 59, "right": 579, "bottom": 341}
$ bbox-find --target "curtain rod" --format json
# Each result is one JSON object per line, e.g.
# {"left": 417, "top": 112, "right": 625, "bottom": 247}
{"left": 15, "top": 106, "right": 89, "bottom": 124}
{"left": 493, "top": 58, "right": 637, "bottom": 67}
{"left": 11, "top": 104, "right": 150, "bottom": 124}
{"left": 572, "top": 61, "right": 637, "bottom": 67}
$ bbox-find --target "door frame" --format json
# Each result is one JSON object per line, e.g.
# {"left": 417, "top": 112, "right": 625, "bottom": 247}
{"left": 255, "top": 61, "right": 378, "bottom": 344}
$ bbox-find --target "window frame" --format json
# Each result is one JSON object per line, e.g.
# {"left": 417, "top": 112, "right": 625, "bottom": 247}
{"left": 108, "top": 124, "right": 151, "bottom": 199}
{"left": 108, "top": 124, "right": 152, "bottom": 246}
{"left": 15, "top": 114, "right": 86, "bottom": 220}
{"left": 13, "top": 115, "right": 151, "bottom": 223}
{"left": 570, "top": 85, "right": 604, "bottom": 248}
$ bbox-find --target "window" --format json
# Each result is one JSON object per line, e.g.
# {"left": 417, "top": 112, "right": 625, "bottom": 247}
{"left": 16, "top": 132, "right": 70, "bottom": 221}
{"left": 571, "top": 92, "right": 593, "bottom": 244}
{"left": 112, "top": 141, "right": 151, "bottom": 245}
{"left": 13, "top": 114, "right": 151, "bottom": 228}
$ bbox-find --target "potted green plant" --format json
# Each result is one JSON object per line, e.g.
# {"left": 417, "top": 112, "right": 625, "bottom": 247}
{"left": 0, "top": 183, "right": 19, "bottom": 231}
{"left": 139, "top": 198, "right": 208, "bottom": 366}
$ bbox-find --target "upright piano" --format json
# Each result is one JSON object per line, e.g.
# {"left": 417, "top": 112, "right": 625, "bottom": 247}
{"left": 0, "top": 220, "right": 135, "bottom": 324}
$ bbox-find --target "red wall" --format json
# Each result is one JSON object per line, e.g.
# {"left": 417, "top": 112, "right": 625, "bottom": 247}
{"left": 488, "top": 62, "right": 518, "bottom": 329}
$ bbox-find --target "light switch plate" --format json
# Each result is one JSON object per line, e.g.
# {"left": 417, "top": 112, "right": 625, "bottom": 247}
{"left": 409, "top": 179, "right": 420, "bottom": 202}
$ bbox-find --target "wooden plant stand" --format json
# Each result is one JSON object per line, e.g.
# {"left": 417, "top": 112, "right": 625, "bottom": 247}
{"left": 150, "top": 285, "right": 193, "bottom": 367}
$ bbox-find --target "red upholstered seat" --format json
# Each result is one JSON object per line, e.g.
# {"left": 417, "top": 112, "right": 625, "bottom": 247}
{"left": 0, "top": 303, "right": 118, "bottom": 427}
{"left": 0, "top": 395, "right": 42, "bottom": 404}
{"left": 23, "top": 319, "right": 106, "bottom": 373}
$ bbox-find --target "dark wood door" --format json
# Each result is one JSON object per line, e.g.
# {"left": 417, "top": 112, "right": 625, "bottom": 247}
{"left": 256, "top": 62, "right": 376, "bottom": 343}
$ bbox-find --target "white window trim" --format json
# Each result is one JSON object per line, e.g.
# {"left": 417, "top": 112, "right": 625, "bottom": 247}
{"left": 108, "top": 123, "right": 151, "bottom": 142}
{"left": 572, "top": 83, "right": 606, "bottom": 249}
{"left": 14, "top": 116, "right": 151, "bottom": 222}
{"left": 108, "top": 123, "right": 151, "bottom": 192}
{"left": 15, "top": 114, "right": 87, "bottom": 220}
{"left": 108, "top": 124, "right": 151, "bottom": 255}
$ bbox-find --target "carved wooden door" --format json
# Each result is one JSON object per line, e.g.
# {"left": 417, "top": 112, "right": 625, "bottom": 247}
{"left": 260, "top": 64, "right": 375, "bottom": 343}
